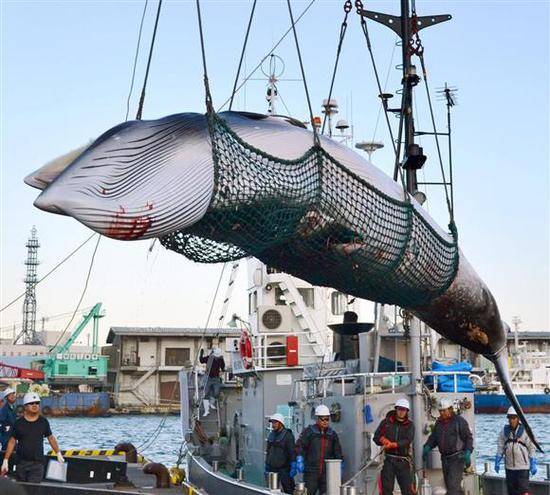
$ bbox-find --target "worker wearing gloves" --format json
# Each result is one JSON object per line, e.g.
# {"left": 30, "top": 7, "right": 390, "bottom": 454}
{"left": 296, "top": 404, "right": 343, "bottom": 495}
{"left": 1, "top": 392, "right": 64, "bottom": 482}
{"left": 422, "top": 398, "right": 473, "bottom": 495}
{"left": 199, "top": 346, "right": 225, "bottom": 416}
{"left": 0, "top": 388, "right": 17, "bottom": 451}
{"left": 374, "top": 398, "right": 415, "bottom": 495}
{"left": 265, "top": 413, "right": 296, "bottom": 494}
{"left": 494, "top": 406, "right": 537, "bottom": 495}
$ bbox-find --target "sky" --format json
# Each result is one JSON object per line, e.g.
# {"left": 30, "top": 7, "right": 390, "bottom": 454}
{"left": 1, "top": 0, "right": 548, "bottom": 346}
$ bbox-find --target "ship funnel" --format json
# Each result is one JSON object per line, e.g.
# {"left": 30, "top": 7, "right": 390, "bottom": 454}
{"left": 328, "top": 311, "right": 374, "bottom": 361}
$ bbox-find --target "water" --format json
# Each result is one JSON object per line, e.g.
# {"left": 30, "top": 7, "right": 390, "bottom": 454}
{"left": 47, "top": 414, "right": 550, "bottom": 479}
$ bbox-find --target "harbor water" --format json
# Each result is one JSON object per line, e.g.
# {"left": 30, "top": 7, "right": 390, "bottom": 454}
{"left": 46, "top": 414, "right": 550, "bottom": 480}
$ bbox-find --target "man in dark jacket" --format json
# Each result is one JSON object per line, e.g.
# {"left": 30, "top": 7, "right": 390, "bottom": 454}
{"left": 0, "top": 388, "right": 17, "bottom": 451}
{"left": 265, "top": 413, "right": 296, "bottom": 494}
{"left": 423, "top": 398, "right": 473, "bottom": 495}
{"left": 296, "top": 404, "right": 343, "bottom": 495}
{"left": 199, "top": 346, "right": 225, "bottom": 416}
{"left": 374, "top": 398, "right": 415, "bottom": 495}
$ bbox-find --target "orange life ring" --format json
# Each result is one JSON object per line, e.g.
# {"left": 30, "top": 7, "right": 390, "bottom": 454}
{"left": 239, "top": 332, "right": 253, "bottom": 369}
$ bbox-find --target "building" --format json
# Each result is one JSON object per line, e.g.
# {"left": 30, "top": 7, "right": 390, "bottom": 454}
{"left": 103, "top": 327, "right": 241, "bottom": 411}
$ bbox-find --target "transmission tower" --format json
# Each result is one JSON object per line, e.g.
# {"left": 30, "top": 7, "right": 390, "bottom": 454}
{"left": 21, "top": 226, "right": 41, "bottom": 345}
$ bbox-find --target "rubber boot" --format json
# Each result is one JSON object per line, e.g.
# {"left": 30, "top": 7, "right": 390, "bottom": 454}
{"left": 210, "top": 399, "right": 217, "bottom": 410}
{"left": 202, "top": 399, "right": 210, "bottom": 417}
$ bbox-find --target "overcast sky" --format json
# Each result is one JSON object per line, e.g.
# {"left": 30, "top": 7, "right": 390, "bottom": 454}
{"left": 1, "top": 0, "right": 548, "bottom": 345}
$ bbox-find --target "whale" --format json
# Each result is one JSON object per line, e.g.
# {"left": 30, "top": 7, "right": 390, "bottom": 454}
{"left": 27, "top": 111, "right": 543, "bottom": 451}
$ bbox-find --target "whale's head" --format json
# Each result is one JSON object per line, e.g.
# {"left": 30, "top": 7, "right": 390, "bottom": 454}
{"left": 32, "top": 113, "right": 214, "bottom": 240}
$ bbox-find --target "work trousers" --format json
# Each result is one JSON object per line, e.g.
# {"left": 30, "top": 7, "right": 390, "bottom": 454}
{"left": 380, "top": 456, "right": 414, "bottom": 495}
{"left": 441, "top": 454, "right": 465, "bottom": 495}
{"left": 204, "top": 376, "right": 222, "bottom": 399}
{"left": 15, "top": 460, "right": 44, "bottom": 483}
{"left": 505, "top": 469, "right": 530, "bottom": 495}
{"left": 304, "top": 471, "right": 327, "bottom": 495}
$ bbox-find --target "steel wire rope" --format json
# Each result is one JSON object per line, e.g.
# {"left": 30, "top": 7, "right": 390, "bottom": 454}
{"left": 228, "top": 0, "right": 258, "bottom": 111}
{"left": 125, "top": 0, "right": 149, "bottom": 121}
{"left": 49, "top": 235, "right": 102, "bottom": 350}
{"left": 0, "top": 306, "right": 94, "bottom": 333}
{"left": 217, "top": 0, "right": 317, "bottom": 112}
{"left": 0, "top": 233, "right": 98, "bottom": 314}
{"left": 356, "top": 7, "right": 408, "bottom": 195}
{"left": 321, "top": 0, "right": 352, "bottom": 136}
{"left": 136, "top": 0, "right": 163, "bottom": 120}
{"left": 286, "top": 0, "right": 318, "bottom": 144}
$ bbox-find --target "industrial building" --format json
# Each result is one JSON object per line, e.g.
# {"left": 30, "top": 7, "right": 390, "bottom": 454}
{"left": 103, "top": 327, "right": 241, "bottom": 411}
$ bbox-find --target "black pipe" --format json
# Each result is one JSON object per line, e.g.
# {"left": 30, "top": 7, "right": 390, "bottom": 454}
{"left": 143, "top": 462, "right": 171, "bottom": 488}
{"left": 114, "top": 442, "right": 138, "bottom": 463}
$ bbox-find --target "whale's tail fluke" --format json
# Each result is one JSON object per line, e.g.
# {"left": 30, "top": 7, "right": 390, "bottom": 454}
{"left": 492, "top": 352, "right": 544, "bottom": 453}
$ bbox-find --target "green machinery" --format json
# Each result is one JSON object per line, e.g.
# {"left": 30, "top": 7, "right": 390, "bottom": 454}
{"left": 43, "top": 303, "right": 109, "bottom": 385}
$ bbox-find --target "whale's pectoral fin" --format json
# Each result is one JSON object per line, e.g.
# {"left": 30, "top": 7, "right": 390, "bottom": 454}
{"left": 492, "top": 352, "right": 544, "bottom": 453}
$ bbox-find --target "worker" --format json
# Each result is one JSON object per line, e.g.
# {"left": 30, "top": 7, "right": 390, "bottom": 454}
{"left": 265, "top": 413, "right": 296, "bottom": 494}
{"left": 199, "top": 346, "right": 225, "bottom": 416}
{"left": 296, "top": 404, "right": 343, "bottom": 495}
{"left": 494, "top": 406, "right": 537, "bottom": 495}
{"left": 1, "top": 392, "right": 64, "bottom": 482}
{"left": 0, "top": 388, "right": 17, "bottom": 451}
{"left": 422, "top": 398, "right": 473, "bottom": 495}
{"left": 374, "top": 398, "right": 415, "bottom": 495}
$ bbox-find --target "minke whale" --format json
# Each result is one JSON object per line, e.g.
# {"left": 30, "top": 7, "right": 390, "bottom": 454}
{"left": 26, "top": 111, "right": 543, "bottom": 451}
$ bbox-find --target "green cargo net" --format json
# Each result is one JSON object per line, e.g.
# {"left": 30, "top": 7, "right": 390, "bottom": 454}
{"left": 161, "top": 114, "right": 459, "bottom": 307}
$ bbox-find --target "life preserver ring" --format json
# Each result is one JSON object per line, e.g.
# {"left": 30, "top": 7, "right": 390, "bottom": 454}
{"left": 239, "top": 332, "right": 253, "bottom": 369}
{"left": 544, "top": 387, "right": 550, "bottom": 395}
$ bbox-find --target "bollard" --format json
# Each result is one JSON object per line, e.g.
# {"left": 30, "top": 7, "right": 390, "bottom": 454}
{"left": 346, "top": 487, "right": 357, "bottom": 495}
{"left": 484, "top": 462, "right": 490, "bottom": 474}
{"left": 212, "top": 460, "right": 219, "bottom": 472}
{"left": 268, "top": 471, "right": 279, "bottom": 490}
{"left": 236, "top": 468, "right": 244, "bottom": 481}
{"left": 325, "top": 459, "right": 342, "bottom": 495}
{"left": 546, "top": 463, "right": 550, "bottom": 481}
{"left": 294, "top": 481, "right": 307, "bottom": 494}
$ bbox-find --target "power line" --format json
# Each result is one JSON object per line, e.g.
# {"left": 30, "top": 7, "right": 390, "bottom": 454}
{"left": 0, "top": 233, "right": 98, "bottom": 314}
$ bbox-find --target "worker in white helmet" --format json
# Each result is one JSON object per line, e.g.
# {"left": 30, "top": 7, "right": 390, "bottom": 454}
{"left": 422, "top": 397, "right": 473, "bottom": 495}
{"left": 265, "top": 413, "right": 296, "bottom": 494}
{"left": 295, "top": 404, "right": 343, "bottom": 495}
{"left": 1, "top": 392, "right": 64, "bottom": 482}
{"left": 0, "top": 388, "right": 17, "bottom": 450}
{"left": 494, "top": 406, "right": 537, "bottom": 495}
{"left": 199, "top": 345, "right": 225, "bottom": 416}
{"left": 373, "top": 398, "right": 415, "bottom": 495}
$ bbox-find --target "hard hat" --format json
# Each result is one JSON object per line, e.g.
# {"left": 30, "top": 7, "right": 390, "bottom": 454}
{"left": 2, "top": 388, "right": 15, "bottom": 399}
{"left": 269, "top": 413, "right": 285, "bottom": 426}
{"left": 23, "top": 392, "right": 41, "bottom": 405}
{"left": 438, "top": 398, "right": 453, "bottom": 410}
{"left": 507, "top": 406, "right": 519, "bottom": 417}
{"left": 395, "top": 398, "right": 410, "bottom": 410}
{"left": 212, "top": 346, "right": 223, "bottom": 358}
{"left": 315, "top": 404, "right": 331, "bottom": 417}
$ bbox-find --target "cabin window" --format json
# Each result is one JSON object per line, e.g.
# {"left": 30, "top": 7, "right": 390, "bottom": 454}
{"left": 298, "top": 288, "right": 315, "bottom": 309}
{"left": 331, "top": 292, "right": 347, "bottom": 315}
{"left": 165, "top": 348, "right": 190, "bottom": 366}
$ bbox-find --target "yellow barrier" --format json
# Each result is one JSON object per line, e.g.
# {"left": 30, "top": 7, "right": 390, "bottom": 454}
{"left": 47, "top": 449, "right": 147, "bottom": 463}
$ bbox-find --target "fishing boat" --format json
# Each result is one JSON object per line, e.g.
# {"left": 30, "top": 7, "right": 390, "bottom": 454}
{"left": 9, "top": 0, "right": 548, "bottom": 494}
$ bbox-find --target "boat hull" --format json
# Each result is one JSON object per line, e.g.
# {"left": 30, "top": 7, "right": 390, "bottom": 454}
{"left": 474, "top": 392, "right": 550, "bottom": 414}
{"left": 30, "top": 392, "right": 110, "bottom": 417}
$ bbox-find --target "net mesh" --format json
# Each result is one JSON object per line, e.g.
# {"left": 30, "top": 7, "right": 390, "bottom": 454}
{"left": 160, "top": 114, "right": 459, "bottom": 307}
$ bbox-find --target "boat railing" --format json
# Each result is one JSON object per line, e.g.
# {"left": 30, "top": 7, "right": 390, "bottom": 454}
{"left": 251, "top": 332, "right": 323, "bottom": 369}
{"left": 292, "top": 370, "right": 474, "bottom": 400}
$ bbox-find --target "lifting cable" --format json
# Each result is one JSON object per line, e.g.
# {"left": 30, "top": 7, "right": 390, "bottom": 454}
{"left": 355, "top": 0, "right": 408, "bottom": 196}
{"left": 195, "top": 0, "right": 214, "bottom": 113}
{"left": 228, "top": 0, "right": 258, "bottom": 111}
{"left": 286, "top": 0, "right": 318, "bottom": 145}
{"left": 136, "top": 0, "right": 163, "bottom": 120}
{"left": 321, "top": 0, "right": 352, "bottom": 136}
{"left": 125, "top": 0, "right": 149, "bottom": 121}
{"left": 217, "top": 0, "right": 317, "bottom": 112}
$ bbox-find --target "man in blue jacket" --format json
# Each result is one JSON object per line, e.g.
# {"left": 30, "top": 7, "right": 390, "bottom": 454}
{"left": 0, "top": 388, "right": 17, "bottom": 451}
{"left": 265, "top": 413, "right": 296, "bottom": 494}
